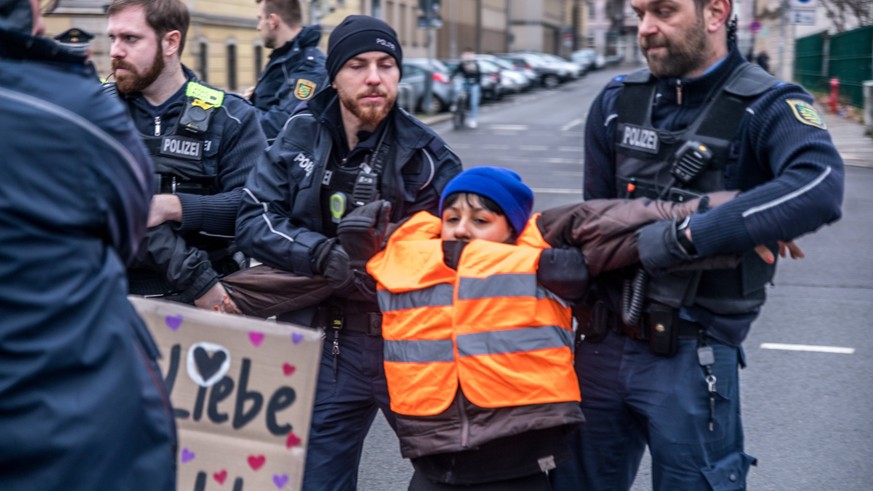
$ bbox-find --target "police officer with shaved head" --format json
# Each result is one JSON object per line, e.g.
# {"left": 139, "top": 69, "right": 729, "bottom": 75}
{"left": 105, "top": 0, "right": 266, "bottom": 312}
{"left": 551, "top": 0, "right": 844, "bottom": 489}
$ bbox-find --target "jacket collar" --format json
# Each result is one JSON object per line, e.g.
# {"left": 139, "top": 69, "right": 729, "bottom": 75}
{"left": 654, "top": 48, "right": 746, "bottom": 107}
{"left": 270, "top": 24, "right": 322, "bottom": 62}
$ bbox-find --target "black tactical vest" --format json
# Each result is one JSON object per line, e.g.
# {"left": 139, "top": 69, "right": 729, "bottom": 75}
{"left": 614, "top": 63, "right": 780, "bottom": 314}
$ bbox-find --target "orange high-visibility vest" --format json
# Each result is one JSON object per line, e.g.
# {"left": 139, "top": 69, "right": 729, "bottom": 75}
{"left": 368, "top": 212, "right": 580, "bottom": 417}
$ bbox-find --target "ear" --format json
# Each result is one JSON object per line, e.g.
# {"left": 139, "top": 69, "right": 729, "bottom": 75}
{"left": 268, "top": 12, "right": 280, "bottom": 30}
{"left": 163, "top": 30, "right": 183, "bottom": 57}
{"left": 705, "top": 0, "right": 732, "bottom": 33}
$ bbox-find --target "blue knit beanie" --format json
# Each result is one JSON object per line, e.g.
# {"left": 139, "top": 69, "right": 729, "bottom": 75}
{"left": 439, "top": 166, "right": 534, "bottom": 235}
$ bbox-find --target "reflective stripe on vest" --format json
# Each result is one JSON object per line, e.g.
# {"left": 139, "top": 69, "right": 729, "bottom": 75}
{"left": 369, "top": 211, "right": 580, "bottom": 416}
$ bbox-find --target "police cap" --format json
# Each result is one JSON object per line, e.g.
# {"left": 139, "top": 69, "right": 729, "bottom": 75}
{"left": 54, "top": 27, "right": 94, "bottom": 53}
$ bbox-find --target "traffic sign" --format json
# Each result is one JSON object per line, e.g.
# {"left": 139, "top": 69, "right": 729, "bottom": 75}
{"left": 750, "top": 20, "right": 762, "bottom": 34}
{"left": 789, "top": 0, "right": 817, "bottom": 7}
{"left": 790, "top": 8, "right": 816, "bottom": 25}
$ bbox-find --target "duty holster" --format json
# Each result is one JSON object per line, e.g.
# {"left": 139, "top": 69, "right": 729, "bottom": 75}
{"left": 575, "top": 298, "right": 686, "bottom": 357}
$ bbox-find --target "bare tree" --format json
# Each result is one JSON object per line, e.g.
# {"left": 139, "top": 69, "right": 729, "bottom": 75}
{"left": 819, "top": 0, "right": 873, "bottom": 32}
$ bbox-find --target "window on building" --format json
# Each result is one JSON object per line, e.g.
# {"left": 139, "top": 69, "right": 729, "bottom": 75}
{"left": 198, "top": 40, "right": 208, "bottom": 83}
{"left": 227, "top": 43, "right": 237, "bottom": 92}
{"left": 588, "top": 1, "right": 596, "bottom": 20}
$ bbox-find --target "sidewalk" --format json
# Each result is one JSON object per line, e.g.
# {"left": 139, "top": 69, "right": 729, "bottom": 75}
{"left": 819, "top": 106, "right": 872, "bottom": 169}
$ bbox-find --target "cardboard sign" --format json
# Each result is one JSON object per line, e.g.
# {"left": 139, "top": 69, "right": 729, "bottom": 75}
{"left": 131, "top": 297, "right": 322, "bottom": 491}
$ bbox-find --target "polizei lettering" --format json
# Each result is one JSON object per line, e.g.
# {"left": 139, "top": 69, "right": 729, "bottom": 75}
{"left": 160, "top": 136, "right": 203, "bottom": 161}
{"left": 619, "top": 124, "right": 660, "bottom": 154}
{"left": 294, "top": 153, "right": 315, "bottom": 177}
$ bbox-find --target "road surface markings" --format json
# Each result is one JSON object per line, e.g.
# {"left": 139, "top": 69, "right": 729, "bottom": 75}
{"left": 489, "top": 124, "right": 529, "bottom": 131}
{"left": 520, "top": 145, "right": 549, "bottom": 151}
{"left": 561, "top": 118, "right": 584, "bottom": 132}
{"left": 559, "top": 146, "right": 584, "bottom": 152}
{"left": 760, "top": 343, "right": 855, "bottom": 355}
{"left": 531, "top": 187, "right": 584, "bottom": 195}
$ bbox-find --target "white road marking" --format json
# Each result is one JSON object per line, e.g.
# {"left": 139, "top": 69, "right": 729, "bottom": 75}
{"left": 520, "top": 145, "right": 549, "bottom": 151}
{"left": 559, "top": 146, "right": 584, "bottom": 152}
{"left": 489, "top": 124, "right": 529, "bottom": 131}
{"left": 561, "top": 118, "right": 584, "bottom": 131}
{"left": 531, "top": 187, "right": 584, "bottom": 195}
{"left": 760, "top": 343, "right": 855, "bottom": 355}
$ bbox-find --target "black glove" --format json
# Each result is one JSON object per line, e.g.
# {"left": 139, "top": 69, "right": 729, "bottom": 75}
{"left": 337, "top": 200, "right": 393, "bottom": 268}
{"left": 313, "top": 238, "right": 352, "bottom": 290}
{"left": 442, "top": 240, "right": 468, "bottom": 270}
{"left": 537, "top": 247, "right": 589, "bottom": 302}
{"left": 637, "top": 219, "right": 695, "bottom": 276}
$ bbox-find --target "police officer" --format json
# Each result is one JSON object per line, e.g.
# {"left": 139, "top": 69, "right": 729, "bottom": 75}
{"left": 552, "top": 0, "right": 845, "bottom": 489}
{"left": 244, "top": 0, "right": 327, "bottom": 142}
{"left": 53, "top": 27, "right": 93, "bottom": 57}
{"left": 236, "top": 15, "right": 462, "bottom": 490}
{"left": 1, "top": 0, "right": 175, "bottom": 488}
{"left": 106, "top": 0, "right": 267, "bottom": 312}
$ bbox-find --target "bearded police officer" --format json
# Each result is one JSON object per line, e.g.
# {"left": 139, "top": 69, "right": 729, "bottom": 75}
{"left": 236, "top": 15, "right": 462, "bottom": 490}
{"left": 244, "top": 0, "right": 327, "bottom": 142}
{"left": 552, "top": 0, "right": 844, "bottom": 489}
{"left": 106, "top": 0, "right": 266, "bottom": 312}
{"left": 1, "top": 0, "right": 175, "bottom": 488}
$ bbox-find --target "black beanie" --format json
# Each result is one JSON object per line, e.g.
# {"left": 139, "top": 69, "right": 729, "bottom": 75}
{"left": 327, "top": 15, "right": 403, "bottom": 81}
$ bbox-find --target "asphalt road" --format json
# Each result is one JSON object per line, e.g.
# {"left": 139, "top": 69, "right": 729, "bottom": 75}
{"left": 357, "top": 68, "right": 873, "bottom": 490}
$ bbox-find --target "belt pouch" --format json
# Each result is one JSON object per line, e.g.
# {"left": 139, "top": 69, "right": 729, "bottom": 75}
{"left": 648, "top": 303, "right": 679, "bottom": 357}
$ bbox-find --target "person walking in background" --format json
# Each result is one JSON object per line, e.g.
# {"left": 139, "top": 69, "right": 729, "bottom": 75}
{"left": 755, "top": 49, "right": 770, "bottom": 73}
{"left": 245, "top": 0, "right": 327, "bottom": 142}
{"left": 106, "top": 0, "right": 266, "bottom": 313}
{"left": 451, "top": 47, "right": 482, "bottom": 128}
{"left": 0, "top": 0, "right": 175, "bottom": 488}
{"left": 551, "top": 0, "right": 844, "bottom": 489}
{"left": 235, "top": 15, "right": 462, "bottom": 490}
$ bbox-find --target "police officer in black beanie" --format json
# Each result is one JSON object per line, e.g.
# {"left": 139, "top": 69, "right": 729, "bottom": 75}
{"left": 236, "top": 14, "right": 462, "bottom": 490}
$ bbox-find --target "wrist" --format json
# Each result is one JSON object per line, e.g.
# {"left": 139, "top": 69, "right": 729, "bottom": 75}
{"left": 675, "top": 217, "right": 697, "bottom": 256}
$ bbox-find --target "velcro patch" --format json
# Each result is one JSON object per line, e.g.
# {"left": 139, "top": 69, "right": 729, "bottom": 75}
{"left": 160, "top": 135, "right": 203, "bottom": 160}
{"left": 786, "top": 99, "right": 826, "bottom": 129}
{"left": 294, "top": 79, "right": 317, "bottom": 101}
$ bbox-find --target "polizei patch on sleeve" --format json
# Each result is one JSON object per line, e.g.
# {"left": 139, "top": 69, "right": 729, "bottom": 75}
{"left": 294, "top": 79, "right": 317, "bottom": 100}
{"left": 786, "top": 99, "right": 826, "bottom": 129}
{"left": 617, "top": 123, "right": 660, "bottom": 154}
{"left": 160, "top": 135, "right": 203, "bottom": 160}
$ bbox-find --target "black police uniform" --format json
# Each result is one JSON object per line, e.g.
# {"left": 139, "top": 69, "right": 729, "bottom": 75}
{"left": 236, "top": 85, "right": 462, "bottom": 490}
{"left": 109, "top": 67, "right": 267, "bottom": 303}
{"left": 551, "top": 47, "right": 844, "bottom": 490}
{"left": 250, "top": 25, "right": 327, "bottom": 142}
{"left": 1, "top": 19, "right": 175, "bottom": 490}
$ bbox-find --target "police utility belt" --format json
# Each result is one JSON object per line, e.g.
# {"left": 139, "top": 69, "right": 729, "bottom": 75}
{"left": 586, "top": 300, "right": 702, "bottom": 357}
{"left": 319, "top": 306, "right": 382, "bottom": 337}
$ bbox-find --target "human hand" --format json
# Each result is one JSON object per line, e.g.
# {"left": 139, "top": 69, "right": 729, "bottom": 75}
{"left": 755, "top": 241, "right": 805, "bottom": 264}
{"left": 243, "top": 85, "right": 255, "bottom": 100}
{"left": 147, "top": 194, "right": 182, "bottom": 228}
{"left": 314, "top": 238, "right": 352, "bottom": 290}
{"left": 636, "top": 219, "right": 693, "bottom": 276}
{"left": 194, "top": 282, "right": 240, "bottom": 313}
{"left": 337, "top": 200, "right": 392, "bottom": 268}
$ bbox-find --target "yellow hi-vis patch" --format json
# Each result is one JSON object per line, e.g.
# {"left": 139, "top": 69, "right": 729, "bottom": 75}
{"left": 294, "top": 79, "right": 317, "bottom": 100}
{"left": 786, "top": 99, "right": 826, "bottom": 129}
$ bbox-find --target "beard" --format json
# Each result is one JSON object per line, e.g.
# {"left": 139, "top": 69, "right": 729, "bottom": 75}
{"left": 338, "top": 87, "right": 396, "bottom": 129}
{"left": 641, "top": 15, "right": 709, "bottom": 78}
{"left": 262, "top": 30, "right": 278, "bottom": 50}
{"left": 113, "top": 43, "right": 165, "bottom": 94}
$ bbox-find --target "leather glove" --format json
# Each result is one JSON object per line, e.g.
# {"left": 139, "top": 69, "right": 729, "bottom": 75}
{"left": 442, "top": 240, "right": 468, "bottom": 270}
{"left": 537, "top": 247, "right": 589, "bottom": 302}
{"left": 636, "top": 219, "right": 695, "bottom": 276}
{"left": 337, "top": 200, "right": 393, "bottom": 268}
{"left": 313, "top": 238, "right": 353, "bottom": 290}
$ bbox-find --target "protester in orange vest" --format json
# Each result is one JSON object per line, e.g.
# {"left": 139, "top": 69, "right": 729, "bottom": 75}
{"left": 365, "top": 167, "right": 588, "bottom": 490}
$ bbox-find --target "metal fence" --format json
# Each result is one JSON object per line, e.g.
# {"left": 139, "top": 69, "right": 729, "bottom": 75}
{"left": 794, "top": 25, "right": 873, "bottom": 108}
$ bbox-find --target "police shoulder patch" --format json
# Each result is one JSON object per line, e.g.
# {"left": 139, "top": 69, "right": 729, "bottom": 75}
{"left": 786, "top": 99, "right": 826, "bottom": 129}
{"left": 294, "top": 79, "right": 317, "bottom": 101}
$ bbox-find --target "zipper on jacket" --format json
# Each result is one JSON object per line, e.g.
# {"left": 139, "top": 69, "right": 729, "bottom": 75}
{"left": 675, "top": 80, "right": 683, "bottom": 106}
{"left": 154, "top": 116, "right": 162, "bottom": 136}
{"left": 457, "top": 392, "right": 471, "bottom": 449}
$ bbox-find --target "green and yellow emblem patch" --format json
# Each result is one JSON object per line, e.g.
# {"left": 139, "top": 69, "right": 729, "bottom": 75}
{"left": 786, "top": 99, "right": 826, "bottom": 129}
{"left": 294, "top": 79, "right": 317, "bottom": 101}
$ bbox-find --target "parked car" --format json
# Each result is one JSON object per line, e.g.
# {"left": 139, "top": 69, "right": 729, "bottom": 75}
{"left": 493, "top": 54, "right": 539, "bottom": 87}
{"left": 443, "top": 59, "right": 503, "bottom": 101}
{"left": 496, "top": 52, "right": 563, "bottom": 89}
{"left": 570, "top": 48, "right": 606, "bottom": 72}
{"left": 476, "top": 54, "right": 532, "bottom": 92}
{"left": 402, "top": 58, "right": 453, "bottom": 113}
